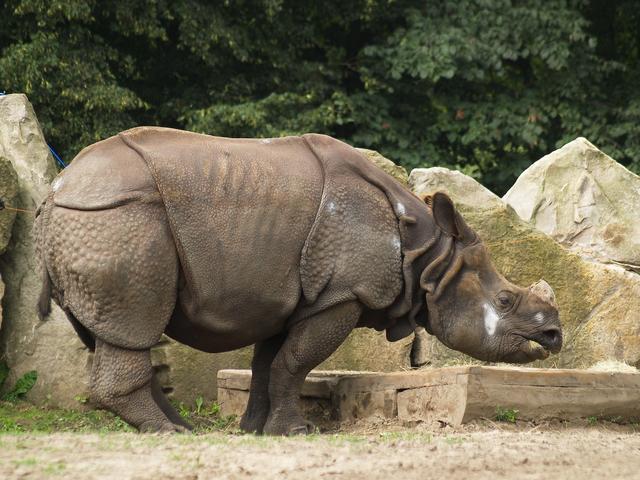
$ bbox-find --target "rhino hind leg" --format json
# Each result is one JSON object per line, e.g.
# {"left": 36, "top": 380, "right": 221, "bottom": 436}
{"left": 240, "top": 333, "right": 287, "bottom": 434}
{"left": 91, "top": 339, "right": 189, "bottom": 433}
{"left": 43, "top": 202, "right": 185, "bottom": 431}
{"left": 263, "top": 301, "right": 362, "bottom": 436}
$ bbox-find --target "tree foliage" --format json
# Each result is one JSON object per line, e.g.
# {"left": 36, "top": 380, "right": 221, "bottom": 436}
{"left": 0, "top": 0, "right": 638, "bottom": 193}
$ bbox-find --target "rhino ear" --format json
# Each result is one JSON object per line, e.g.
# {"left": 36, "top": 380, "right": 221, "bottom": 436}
{"left": 431, "top": 192, "right": 460, "bottom": 238}
{"left": 431, "top": 192, "right": 477, "bottom": 244}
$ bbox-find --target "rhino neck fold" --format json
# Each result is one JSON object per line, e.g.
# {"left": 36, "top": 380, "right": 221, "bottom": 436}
{"left": 387, "top": 224, "right": 458, "bottom": 335}
{"left": 400, "top": 230, "right": 460, "bottom": 334}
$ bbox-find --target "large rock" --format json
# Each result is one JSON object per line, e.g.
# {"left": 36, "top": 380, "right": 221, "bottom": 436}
{"left": 357, "top": 148, "right": 409, "bottom": 186}
{"left": 0, "top": 156, "right": 18, "bottom": 255}
{"left": 0, "top": 94, "right": 91, "bottom": 406}
{"left": 409, "top": 167, "right": 640, "bottom": 369}
{"left": 504, "top": 138, "right": 640, "bottom": 270}
{"left": 0, "top": 150, "right": 19, "bottom": 333}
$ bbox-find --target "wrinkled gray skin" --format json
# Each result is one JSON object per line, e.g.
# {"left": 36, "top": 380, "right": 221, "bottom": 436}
{"left": 34, "top": 128, "right": 562, "bottom": 435}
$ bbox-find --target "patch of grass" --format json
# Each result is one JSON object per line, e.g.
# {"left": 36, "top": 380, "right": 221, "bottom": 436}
{"left": 603, "top": 415, "right": 627, "bottom": 425}
{"left": 376, "top": 431, "right": 433, "bottom": 443}
{"left": 495, "top": 406, "right": 519, "bottom": 423}
{"left": 587, "top": 416, "right": 598, "bottom": 426}
{"left": 172, "top": 398, "right": 236, "bottom": 433}
{"left": 444, "top": 436, "right": 465, "bottom": 445}
{"left": 2, "top": 370, "right": 37, "bottom": 402}
{"left": 43, "top": 461, "right": 66, "bottom": 475}
{"left": 0, "top": 401, "right": 134, "bottom": 433}
{"left": 0, "top": 394, "right": 237, "bottom": 434}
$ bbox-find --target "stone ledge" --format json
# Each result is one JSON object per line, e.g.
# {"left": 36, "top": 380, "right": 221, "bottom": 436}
{"left": 217, "top": 367, "right": 640, "bottom": 426}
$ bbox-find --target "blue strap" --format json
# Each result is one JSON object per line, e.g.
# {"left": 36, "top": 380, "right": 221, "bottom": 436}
{"left": 48, "top": 144, "right": 67, "bottom": 168}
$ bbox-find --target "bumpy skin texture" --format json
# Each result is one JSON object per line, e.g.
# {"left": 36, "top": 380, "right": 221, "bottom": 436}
{"left": 45, "top": 202, "right": 178, "bottom": 349}
{"left": 36, "top": 128, "right": 562, "bottom": 434}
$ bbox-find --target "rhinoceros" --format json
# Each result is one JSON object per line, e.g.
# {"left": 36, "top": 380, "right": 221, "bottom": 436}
{"left": 34, "top": 127, "right": 562, "bottom": 435}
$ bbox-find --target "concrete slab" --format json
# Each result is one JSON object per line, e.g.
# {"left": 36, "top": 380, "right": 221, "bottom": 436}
{"left": 217, "top": 367, "right": 640, "bottom": 426}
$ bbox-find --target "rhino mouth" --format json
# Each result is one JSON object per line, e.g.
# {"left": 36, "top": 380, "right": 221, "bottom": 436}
{"left": 522, "top": 338, "right": 551, "bottom": 360}
{"left": 501, "top": 336, "right": 553, "bottom": 363}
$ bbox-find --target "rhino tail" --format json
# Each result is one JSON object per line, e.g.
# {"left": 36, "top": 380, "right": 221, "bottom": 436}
{"left": 35, "top": 197, "right": 53, "bottom": 322}
{"left": 37, "top": 267, "right": 96, "bottom": 351}
{"left": 37, "top": 267, "right": 52, "bottom": 321}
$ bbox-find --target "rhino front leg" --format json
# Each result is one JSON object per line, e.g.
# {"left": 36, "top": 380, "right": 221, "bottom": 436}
{"left": 91, "top": 339, "right": 190, "bottom": 433}
{"left": 263, "top": 301, "right": 362, "bottom": 436}
{"left": 240, "top": 333, "right": 287, "bottom": 434}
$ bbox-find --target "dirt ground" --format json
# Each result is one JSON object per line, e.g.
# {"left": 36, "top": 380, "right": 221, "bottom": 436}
{"left": 2, "top": 421, "right": 640, "bottom": 479}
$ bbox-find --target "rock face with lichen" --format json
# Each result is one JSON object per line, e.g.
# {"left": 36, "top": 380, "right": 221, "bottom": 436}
{"left": 0, "top": 155, "right": 19, "bottom": 333}
{"left": 503, "top": 138, "right": 640, "bottom": 272}
{"left": 410, "top": 165, "right": 640, "bottom": 369}
{"left": 357, "top": 148, "right": 409, "bottom": 186}
{"left": 0, "top": 94, "right": 91, "bottom": 406}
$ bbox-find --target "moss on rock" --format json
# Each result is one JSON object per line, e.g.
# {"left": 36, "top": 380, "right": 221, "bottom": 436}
{"left": 357, "top": 148, "right": 409, "bottom": 186}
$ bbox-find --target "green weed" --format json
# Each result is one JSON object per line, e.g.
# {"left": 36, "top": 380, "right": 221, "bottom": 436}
{"left": 172, "top": 398, "right": 236, "bottom": 432}
{"left": 2, "top": 370, "right": 37, "bottom": 402}
{"left": 495, "top": 406, "right": 519, "bottom": 423}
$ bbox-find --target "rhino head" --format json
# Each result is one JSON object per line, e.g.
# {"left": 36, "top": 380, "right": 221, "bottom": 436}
{"left": 419, "top": 192, "right": 562, "bottom": 363}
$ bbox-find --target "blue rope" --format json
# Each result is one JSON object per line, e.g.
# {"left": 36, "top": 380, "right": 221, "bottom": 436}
{"left": 0, "top": 91, "right": 66, "bottom": 168}
{"left": 48, "top": 144, "right": 67, "bottom": 169}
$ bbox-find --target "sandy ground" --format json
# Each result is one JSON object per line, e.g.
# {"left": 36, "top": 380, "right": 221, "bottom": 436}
{"left": 2, "top": 423, "right": 640, "bottom": 479}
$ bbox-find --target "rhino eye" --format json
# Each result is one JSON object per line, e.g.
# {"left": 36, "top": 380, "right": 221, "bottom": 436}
{"left": 496, "top": 291, "right": 515, "bottom": 310}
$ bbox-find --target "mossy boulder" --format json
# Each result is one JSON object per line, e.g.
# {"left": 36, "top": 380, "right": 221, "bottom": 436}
{"left": 320, "top": 328, "right": 412, "bottom": 372}
{"left": 357, "top": 148, "right": 409, "bottom": 186}
{"left": 410, "top": 167, "right": 640, "bottom": 369}
{"left": 0, "top": 157, "right": 18, "bottom": 255}
{"left": 0, "top": 156, "right": 19, "bottom": 334}
{"left": 0, "top": 94, "right": 91, "bottom": 407}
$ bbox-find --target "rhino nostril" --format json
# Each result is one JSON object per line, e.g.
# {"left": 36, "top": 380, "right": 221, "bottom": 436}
{"left": 540, "top": 327, "right": 562, "bottom": 349}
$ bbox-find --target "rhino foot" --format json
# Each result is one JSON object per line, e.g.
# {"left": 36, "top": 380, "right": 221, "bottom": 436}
{"left": 263, "top": 417, "right": 316, "bottom": 436}
{"left": 139, "top": 420, "right": 190, "bottom": 434}
{"left": 239, "top": 411, "right": 268, "bottom": 434}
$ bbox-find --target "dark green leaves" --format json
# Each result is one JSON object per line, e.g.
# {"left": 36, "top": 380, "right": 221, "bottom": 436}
{"left": 1, "top": 0, "right": 638, "bottom": 194}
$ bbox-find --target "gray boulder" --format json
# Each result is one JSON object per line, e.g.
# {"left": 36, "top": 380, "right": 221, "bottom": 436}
{"left": 0, "top": 152, "right": 19, "bottom": 333}
{"left": 356, "top": 148, "right": 409, "bottom": 186}
{"left": 0, "top": 94, "right": 91, "bottom": 406}
{"left": 0, "top": 156, "right": 18, "bottom": 256}
{"left": 504, "top": 138, "right": 640, "bottom": 271}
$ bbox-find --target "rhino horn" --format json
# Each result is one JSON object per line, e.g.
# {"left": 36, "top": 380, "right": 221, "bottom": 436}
{"left": 529, "top": 279, "right": 557, "bottom": 308}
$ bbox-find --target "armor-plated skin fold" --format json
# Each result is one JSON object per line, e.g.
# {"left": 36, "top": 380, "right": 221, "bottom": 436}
{"left": 35, "top": 127, "right": 562, "bottom": 435}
